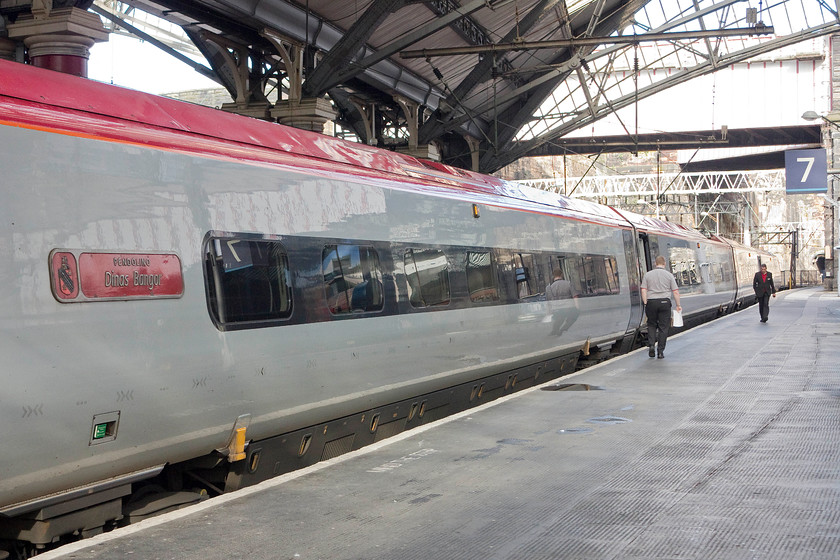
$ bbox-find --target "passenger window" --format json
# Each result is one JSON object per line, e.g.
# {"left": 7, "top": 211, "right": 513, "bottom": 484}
{"left": 512, "top": 252, "right": 551, "bottom": 301}
{"left": 466, "top": 251, "right": 499, "bottom": 302}
{"left": 322, "top": 244, "right": 384, "bottom": 314}
{"left": 601, "top": 256, "right": 620, "bottom": 294}
{"left": 560, "top": 253, "right": 620, "bottom": 296}
{"left": 668, "top": 247, "right": 700, "bottom": 286}
{"left": 405, "top": 249, "right": 451, "bottom": 308}
{"left": 206, "top": 237, "right": 293, "bottom": 326}
{"left": 560, "top": 255, "right": 586, "bottom": 295}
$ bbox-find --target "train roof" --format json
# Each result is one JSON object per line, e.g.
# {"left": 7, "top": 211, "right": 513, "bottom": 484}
{"left": 0, "top": 60, "right": 628, "bottom": 229}
{"left": 715, "top": 235, "right": 780, "bottom": 261}
{"left": 609, "top": 206, "right": 717, "bottom": 244}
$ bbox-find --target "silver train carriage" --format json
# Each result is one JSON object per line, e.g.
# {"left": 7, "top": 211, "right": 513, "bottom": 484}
{"left": 0, "top": 60, "right": 780, "bottom": 552}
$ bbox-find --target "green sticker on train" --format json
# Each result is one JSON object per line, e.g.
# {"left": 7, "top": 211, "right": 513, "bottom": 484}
{"left": 93, "top": 423, "right": 108, "bottom": 439}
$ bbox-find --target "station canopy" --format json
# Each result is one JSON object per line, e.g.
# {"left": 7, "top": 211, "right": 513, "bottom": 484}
{"left": 95, "top": 0, "right": 840, "bottom": 173}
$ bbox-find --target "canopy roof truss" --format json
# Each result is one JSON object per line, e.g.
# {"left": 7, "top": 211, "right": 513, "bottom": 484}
{"left": 84, "top": 0, "right": 840, "bottom": 173}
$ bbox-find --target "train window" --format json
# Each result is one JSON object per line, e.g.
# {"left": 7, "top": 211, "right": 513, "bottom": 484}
{"left": 668, "top": 247, "right": 700, "bottom": 286}
{"left": 323, "top": 244, "right": 384, "bottom": 314}
{"left": 559, "top": 254, "right": 620, "bottom": 296}
{"left": 405, "top": 249, "right": 451, "bottom": 308}
{"left": 206, "top": 237, "right": 293, "bottom": 326}
{"left": 466, "top": 251, "right": 499, "bottom": 302}
{"left": 513, "top": 253, "right": 549, "bottom": 300}
{"left": 602, "top": 256, "right": 620, "bottom": 294}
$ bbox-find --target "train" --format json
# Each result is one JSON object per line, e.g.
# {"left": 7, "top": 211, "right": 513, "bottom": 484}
{"left": 0, "top": 59, "right": 782, "bottom": 555}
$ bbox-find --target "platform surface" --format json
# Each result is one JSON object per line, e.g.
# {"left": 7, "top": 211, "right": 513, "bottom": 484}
{"left": 46, "top": 287, "right": 840, "bottom": 560}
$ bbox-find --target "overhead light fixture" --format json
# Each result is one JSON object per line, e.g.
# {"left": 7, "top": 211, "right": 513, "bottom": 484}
{"left": 802, "top": 110, "right": 840, "bottom": 130}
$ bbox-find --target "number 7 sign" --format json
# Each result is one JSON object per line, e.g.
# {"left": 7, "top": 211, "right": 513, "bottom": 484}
{"left": 785, "top": 148, "right": 827, "bottom": 194}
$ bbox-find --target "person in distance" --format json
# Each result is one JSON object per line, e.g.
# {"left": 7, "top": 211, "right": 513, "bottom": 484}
{"left": 752, "top": 263, "right": 776, "bottom": 323}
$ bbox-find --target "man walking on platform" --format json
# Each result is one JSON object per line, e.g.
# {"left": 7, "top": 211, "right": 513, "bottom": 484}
{"left": 753, "top": 263, "right": 776, "bottom": 323}
{"left": 640, "top": 255, "right": 682, "bottom": 359}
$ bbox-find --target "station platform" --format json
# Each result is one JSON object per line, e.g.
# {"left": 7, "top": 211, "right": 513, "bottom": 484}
{"left": 44, "top": 287, "right": 840, "bottom": 560}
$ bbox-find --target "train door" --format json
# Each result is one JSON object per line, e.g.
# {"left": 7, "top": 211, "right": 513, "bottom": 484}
{"left": 636, "top": 232, "right": 659, "bottom": 346}
{"left": 623, "top": 229, "right": 644, "bottom": 332}
{"left": 638, "top": 232, "right": 653, "bottom": 272}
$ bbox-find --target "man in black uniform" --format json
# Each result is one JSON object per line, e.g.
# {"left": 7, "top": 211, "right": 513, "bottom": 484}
{"left": 752, "top": 263, "right": 776, "bottom": 323}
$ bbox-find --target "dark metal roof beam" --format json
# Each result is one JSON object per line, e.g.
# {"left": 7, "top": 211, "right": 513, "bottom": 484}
{"left": 520, "top": 126, "right": 821, "bottom": 156}
{"left": 400, "top": 26, "right": 774, "bottom": 58}
{"left": 426, "top": 0, "right": 747, "bottom": 141}
{"left": 302, "top": 0, "right": 407, "bottom": 98}
{"left": 427, "top": 0, "right": 490, "bottom": 47}
{"left": 303, "top": 0, "right": 500, "bottom": 98}
{"left": 121, "top": 0, "right": 444, "bottom": 108}
{"left": 183, "top": 27, "right": 237, "bottom": 96}
{"left": 480, "top": 0, "right": 645, "bottom": 170}
{"left": 127, "top": 0, "right": 266, "bottom": 45}
{"left": 479, "top": 75, "right": 568, "bottom": 169}
{"left": 426, "top": 0, "right": 516, "bottom": 77}
{"left": 329, "top": 88, "right": 371, "bottom": 142}
{"left": 90, "top": 3, "right": 220, "bottom": 83}
{"left": 418, "top": 0, "right": 561, "bottom": 145}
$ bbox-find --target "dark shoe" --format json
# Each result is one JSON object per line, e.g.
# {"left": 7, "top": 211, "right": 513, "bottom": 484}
{"left": 760, "top": 318, "right": 767, "bottom": 323}
{"left": 648, "top": 348, "right": 655, "bottom": 357}
{"left": 657, "top": 352, "right": 665, "bottom": 359}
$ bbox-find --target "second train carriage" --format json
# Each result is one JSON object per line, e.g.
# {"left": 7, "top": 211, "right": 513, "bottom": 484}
{"left": 0, "top": 59, "right": 781, "bottom": 553}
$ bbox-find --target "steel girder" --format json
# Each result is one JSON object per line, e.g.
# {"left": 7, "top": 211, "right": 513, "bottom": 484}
{"left": 516, "top": 169, "right": 786, "bottom": 198}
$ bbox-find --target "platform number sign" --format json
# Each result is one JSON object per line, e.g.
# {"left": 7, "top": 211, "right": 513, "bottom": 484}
{"left": 785, "top": 148, "right": 827, "bottom": 194}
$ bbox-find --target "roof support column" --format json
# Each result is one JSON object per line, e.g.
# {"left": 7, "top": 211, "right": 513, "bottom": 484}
{"left": 6, "top": 6, "right": 108, "bottom": 77}
{"left": 200, "top": 34, "right": 272, "bottom": 120}
{"left": 262, "top": 31, "right": 303, "bottom": 101}
{"left": 273, "top": 96, "right": 336, "bottom": 133}
{"left": 348, "top": 99, "right": 377, "bottom": 145}
{"left": 262, "top": 31, "right": 335, "bottom": 133}
{"left": 395, "top": 95, "right": 439, "bottom": 161}
{"left": 463, "top": 135, "right": 481, "bottom": 171}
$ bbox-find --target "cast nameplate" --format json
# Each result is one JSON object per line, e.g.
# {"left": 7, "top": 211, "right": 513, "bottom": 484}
{"left": 50, "top": 250, "right": 184, "bottom": 302}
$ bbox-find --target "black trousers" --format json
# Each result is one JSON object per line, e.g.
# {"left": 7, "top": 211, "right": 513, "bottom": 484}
{"left": 757, "top": 293, "right": 771, "bottom": 321}
{"left": 645, "top": 298, "right": 672, "bottom": 350}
